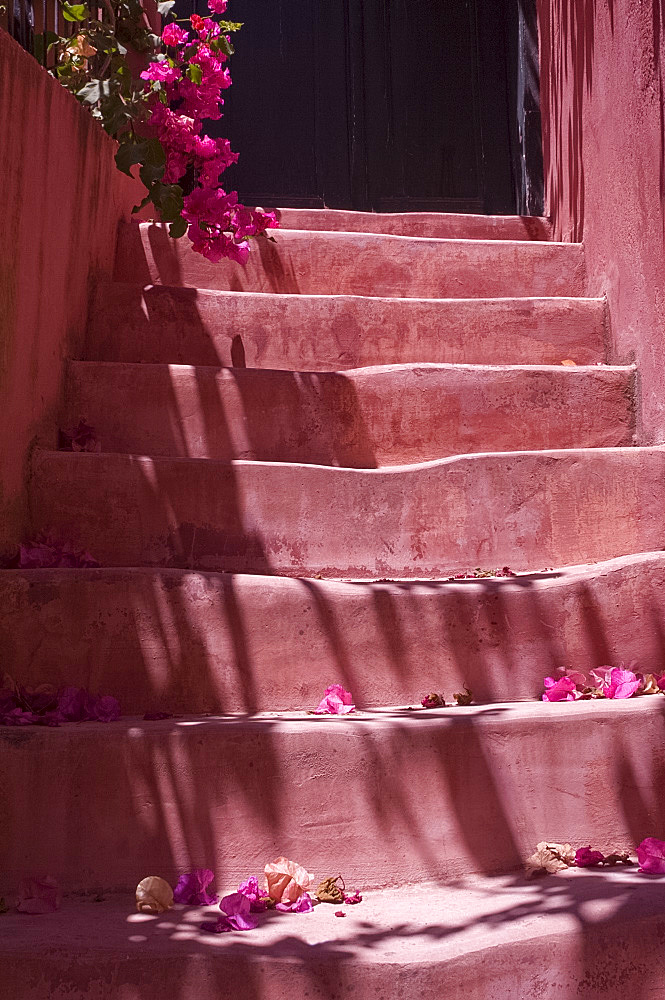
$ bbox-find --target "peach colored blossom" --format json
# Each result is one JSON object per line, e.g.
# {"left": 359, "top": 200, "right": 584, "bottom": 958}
{"left": 264, "top": 857, "right": 315, "bottom": 904}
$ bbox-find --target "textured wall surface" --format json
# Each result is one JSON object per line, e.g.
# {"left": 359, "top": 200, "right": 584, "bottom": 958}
{"left": 538, "top": 0, "right": 665, "bottom": 441}
{"left": 0, "top": 29, "right": 141, "bottom": 556}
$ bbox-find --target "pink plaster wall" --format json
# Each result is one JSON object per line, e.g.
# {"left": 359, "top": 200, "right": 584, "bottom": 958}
{"left": 0, "top": 29, "right": 142, "bottom": 557}
{"left": 538, "top": 0, "right": 665, "bottom": 441}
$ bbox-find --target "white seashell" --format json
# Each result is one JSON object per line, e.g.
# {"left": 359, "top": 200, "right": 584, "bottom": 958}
{"left": 135, "top": 876, "right": 174, "bottom": 914}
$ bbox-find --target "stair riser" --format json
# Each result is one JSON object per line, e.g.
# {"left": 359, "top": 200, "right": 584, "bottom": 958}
{"left": 29, "top": 448, "right": 665, "bottom": 577}
{"left": 114, "top": 225, "right": 587, "bottom": 298}
{"left": 3, "top": 555, "right": 665, "bottom": 713}
{"left": 87, "top": 285, "right": 607, "bottom": 368}
{"left": 65, "top": 363, "right": 635, "bottom": 465}
{"left": 273, "top": 208, "right": 553, "bottom": 240}
{"left": 1, "top": 702, "right": 662, "bottom": 893}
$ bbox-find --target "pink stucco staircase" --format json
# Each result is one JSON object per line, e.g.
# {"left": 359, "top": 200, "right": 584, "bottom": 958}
{"left": 3, "top": 211, "right": 665, "bottom": 1000}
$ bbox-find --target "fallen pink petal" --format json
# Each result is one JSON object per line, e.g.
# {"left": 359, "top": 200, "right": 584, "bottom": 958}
{"left": 541, "top": 676, "right": 579, "bottom": 702}
{"left": 173, "top": 869, "right": 219, "bottom": 906}
{"left": 314, "top": 684, "right": 355, "bottom": 715}
{"left": 238, "top": 876, "right": 268, "bottom": 912}
{"left": 16, "top": 877, "right": 61, "bottom": 914}
{"left": 575, "top": 847, "right": 605, "bottom": 867}
{"left": 276, "top": 893, "right": 314, "bottom": 913}
{"left": 219, "top": 891, "right": 259, "bottom": 930}
{"left": 335, "top": 910, "right": 346, "bottom": 917}
{"left": 343, "top": 891, "right": 363, "bottom": 904}
{"left": 602, "top": 667, "right": 641, "bottom": 700}
{"left": 636, "top": 838, "right": 665, "bottom": 873}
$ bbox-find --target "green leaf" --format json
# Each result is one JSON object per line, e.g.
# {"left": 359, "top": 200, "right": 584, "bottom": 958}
{"left": 61, "top": 2, "right": 89, "bottom": 21}
{"left": 186, "top": 63, "right": 202, "bottom": 85}
{"left": 139, "top": 160, "right": 165, "bottom": 187}
{"left": 115, "top": 140, "right": 147, "bottom": 176}
{"left": 168, "top": 215, "right": 188, "bottom": 239}
{"left": 152, "top": 182, "right": 184, "bottom": 222}
{"left": 33, "top": 30, "right": 59, "bottom": 63}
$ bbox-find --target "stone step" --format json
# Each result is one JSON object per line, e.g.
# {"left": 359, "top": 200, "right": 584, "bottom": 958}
{"left": 1, "top": 700, "right": 662, "bottom": 894}
{"left": 271, "top": 207, "right": 553, "bottom": 240}
{"left": 2, "top": 871, "right": 663, "bottom": 1000}
{"left": 114, "top": 223, "right": 586, "bottom": 299}
{"left": 64, "top": 361, "right": 635, "bottom": 466}
{"left": 87, "top": 283, "right": 607, "bottom": 368}
{"left": 3, "top": 552, "right": 665, "bottom": 714}
{"left": 28, "top": 447, "right": 665, "bottom": 577}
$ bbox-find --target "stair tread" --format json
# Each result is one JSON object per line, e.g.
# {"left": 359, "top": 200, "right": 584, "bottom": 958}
{"left": 3, "top": 868, "right": 662, "bottom": 1000}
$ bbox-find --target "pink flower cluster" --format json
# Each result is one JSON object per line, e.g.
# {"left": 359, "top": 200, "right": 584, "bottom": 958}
{"left": 542, "top": 665, "right": 665, "bottom": 702}
{"left": 141, "top": 0, "right": 278, "bottom": 262}
{"left": 0, "top": 684, "right": 120, "bottom": 727}
{"left": 314, "top": 684, "right": 355, "bottom": 715}
{"left": 18, "top": 536, "right": 99, "bottom": 569}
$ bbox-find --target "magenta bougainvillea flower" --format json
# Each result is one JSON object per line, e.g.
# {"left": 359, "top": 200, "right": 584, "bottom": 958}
{"left": 636, "top": 838, "right": 665, "bottom": 873}
{"left": 16, "top": 877, "right": 61, "bottom": 914}
{"left": 343, "top": 891, "right": 363, "bottom": 904}
{"left": 275, "top": 893, "right": 314, "bottom": 913}
{"left": 137, "top": 0, "right": 280, "bottom": 263}
{"left": 237, "top": 876, "right": 269, "bottom": 912}
{"left": 314, "top": 685, "right": 355, "bottom": 715}
{"left": 600, "top": 667, "right": 641, "bottom": 700}
{"left": 173, "top": 869, "right": 219, "bottom": 906}
{"left": 541, "top": 676, "right": 580, "bottom": 702}
{"left": 18, "top": 537, "right": 99, "bottom": 569}
{"left": 421, "top": 692, "right": 445, "bottom": 708}
{"left": 0, "top": 683, "right": 120, "bottom": 728}
{"left": 201, "top": 891, "right": 259, "bottom": 933}
{"left": 575, "top": 847, "right": 605, "bottom": 867}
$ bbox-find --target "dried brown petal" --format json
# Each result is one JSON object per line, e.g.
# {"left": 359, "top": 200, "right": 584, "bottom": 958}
{"left": 601, "top": 851, "right": 633, "bottom": 867}
{"left": 525, "top": 841, "right": 575, "bottom": 877}
{"left": 135, "top": 876, "right": 174, "bottom": 914}
{"left": 453, "top": 686, "right": 473, "bottom": 706}
{"left": 638, "top": 674, "right": 660, "bottom": 696}
{"left": 315, "top": 876, "right": 345, "bottom": 904}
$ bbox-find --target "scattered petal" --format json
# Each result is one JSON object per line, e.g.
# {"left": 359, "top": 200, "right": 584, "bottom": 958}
{"left": 525, "top": 842, "right": 575, "bottom": 877}
{"left": 316, "top": 876, "right": 345, "bottom": 904}
{"left": 173, "top": 869, "right": 219, "bottom": 906}
{"left": 335, "top": 910, "right": 346, "bottom": 917}
{"left": 343, "top": 890, "right": 363, "bottom": 904}
{"left": 453, "top": 686, "right": 473, "bottom": 706}
{"left": 421, "top": 692, "right": 445, "bottom": 709}
{"left": 575, "top": 846, "right": 605, "bottom": 867}
{"left": 136, "top": 876, "right": 174, "bottom": 914}
{"left": 218, "top": 891, "right": 259, "bottom": 930}
{"left": 264, "top": 857, "right": 315, "bottom": 904}
{"left": 636, "top": 838, "right": 665, "bottom": 874}
{"left": 542, "top": 676, "right": 579, "bottom": 702}
{"left": 602, "top": 667, "right": 641, "bottom": 700}
{"left": 602, "top": 851, "right": 633, "bottom": 867}
{"left": 276, "top": 893, "right": 314, "bottom": 914}
{"left": 238, "top": 876, "right": 270, "bottom": 912}
{"left": 16, "top": 877, "right": 61, "bottom": 914}
{"left": 314, "top": 684, "right": 355, "bottom": 715}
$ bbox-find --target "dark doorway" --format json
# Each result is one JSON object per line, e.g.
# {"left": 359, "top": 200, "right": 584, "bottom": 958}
{"left": 178, "top": 0, "right": 544, "bottom": 215}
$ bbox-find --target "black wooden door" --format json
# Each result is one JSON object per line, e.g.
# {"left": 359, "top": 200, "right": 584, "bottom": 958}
{"left": 179, "top": 0, "right": 543, "bottom": 214}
